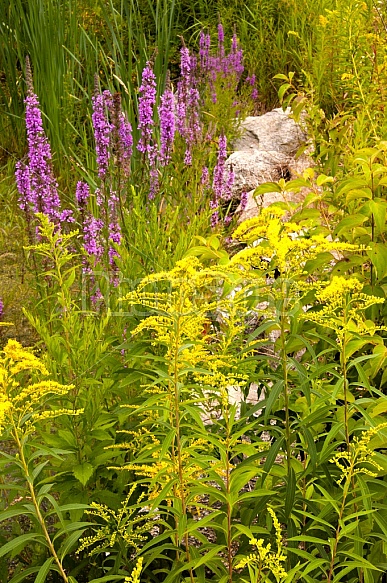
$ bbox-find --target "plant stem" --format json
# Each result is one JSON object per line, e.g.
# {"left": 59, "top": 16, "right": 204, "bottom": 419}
{"left": 280, "top": 280, "right": 292, "bottom": 472}
{"left": 171, "top": 308, "right": 195, "bottom": 583}
{"left": 12, "top": 425, "right": 69, "bottom": 583}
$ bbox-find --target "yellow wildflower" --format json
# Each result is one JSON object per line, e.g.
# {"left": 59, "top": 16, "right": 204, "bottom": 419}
{"left": 125, "top": 557, "right": 144, "bottom": 583}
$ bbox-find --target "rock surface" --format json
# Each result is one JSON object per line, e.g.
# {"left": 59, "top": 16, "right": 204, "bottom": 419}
{"left": 226, "top": 108, "right": 313, "bottom": 221}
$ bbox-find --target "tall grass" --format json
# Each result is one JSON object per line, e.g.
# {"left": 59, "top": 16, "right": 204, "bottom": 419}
{"left": 0, "top": 0, "right": 179, "bottom": 173}
{"left": 1, "top": 0, "right": 361, "bottom": 172}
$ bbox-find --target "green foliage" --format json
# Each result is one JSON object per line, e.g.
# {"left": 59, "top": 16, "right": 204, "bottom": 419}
{"left": 3, "top": 0, "right": 387, "bottom": 581}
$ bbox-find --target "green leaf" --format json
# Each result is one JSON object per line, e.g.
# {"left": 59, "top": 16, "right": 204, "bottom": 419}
{"left": 288, "top": 535, "right": 329, "bottom": 544}
{"left": 35, "top": 558, "right": 54, "bottom": 583}
{"left": 0, "top": 533, "right": 44, "bottom": 558}
{"left": 59, "top": 528, "right": 89, "bottom": 560}
{"left": 334, "top": 214, "right": 367, "bottom": 237}
{"left": 253, "top": 182, "right": 282, "bottom": 196}
{"left": 369, "top": 199, "right": 387, "bottom": 234}
{"left": 367, "top": 242, "right": 387, "bottom": 280}
{"left": 8, "top": 567, "right": 41, "bottom": 583}
{"left": 0, "top": 507, "right": 34, "bottom": 523}
{"left": 285, "top": 468, "right": 296, "bottom": 518}
{"left": 73, "top": 463, "right": 94, "bottom": 486}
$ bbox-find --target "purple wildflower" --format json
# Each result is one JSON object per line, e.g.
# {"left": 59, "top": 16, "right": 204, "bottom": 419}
{"left": 201, "top": 166, "right": 209, "bottom": 186}
{"left": 218, "top": 23, "right": 225, "bottom": 60}
{"left": 0, "top": 299, "right": 3, "bottom": 319}
{"left": 212, "top": 134, "right": 227, "bottom": 201}
{"left": 211, "top": 210, "right": 219, "bottom": 228}
{"left": 16, "top": 89, "right": 61, "bottom": 222}
{"left": 224, "top": 215, "right": 232, "bottom": 226}
{"left": 59, "top": 209, "right": 75, "bottom": 223}
{"left": 184, "top": 149, "right": 192, "bottom": 166}
{"left": 118, "top": 114, "right": 133, "bottom": 175}
{"left": 158, "top": 77, "right": 175, "bottom": 165}
{"left": 75, "top": 181, "right": 90, "bottom": 206}
{"left": 112, "top": 93, "right": 132, "bottom": 177}
{"left": 240, "top": 191, "right": 248, "bottom": 211}
{"left": 137, "top": 61, "right": 157, "bottom": 154}
{"left": 176, "top": 45, "right": 202, "bottom": 163}
{"left": 223, "top": 165, "right": 235, "bottom": 201}
{"left": 227, "top": 33, "right": 244, "bottom": 78}
{"left": 83, "top": 215, "right": 104, "bottom": 260}
{"left": 92, "top": 91, "right": 113, "bottom": 178}
{"left": 15, "top": 163, "right": 31, "bottom": 212}
{"left": 180, "top": 46, "right": 192, "bottom": 80}
{"left": 199, "top": 31, "right": 211, "bottom": 72}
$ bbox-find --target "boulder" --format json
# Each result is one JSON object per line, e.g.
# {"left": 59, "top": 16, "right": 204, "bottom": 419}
{"left": 225, "top": 107, "right": 313, "bottom": 221}
{"left": 233, "top": 109, "right": 306, "bottom": 155}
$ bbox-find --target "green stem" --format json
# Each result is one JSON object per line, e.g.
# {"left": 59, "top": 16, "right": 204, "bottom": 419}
{"left": 280, "top": 281, "right": 292, "bottom": 472}
{"left": 12, "top": 425, "right": 69, "bottom": 583}
{"left": 171, "top": 309, "right": 195, "bottom": 583}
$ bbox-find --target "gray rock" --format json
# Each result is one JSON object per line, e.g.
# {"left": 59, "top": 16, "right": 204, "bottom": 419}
{"left": 227, "top": 150, "right": 290, "bottom": 196}
{"left": 233, "top": 108, "right": 306, "bottom": 155}
{"left": 225, "top": 107, "right": 313, "bottom": 221}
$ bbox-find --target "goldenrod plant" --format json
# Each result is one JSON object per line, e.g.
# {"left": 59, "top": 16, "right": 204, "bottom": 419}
{"left": 3, "top": 0, "right": 387, "bottom": 580}
{"left": 0, "top": 339, "right": 88, "bottom": 583}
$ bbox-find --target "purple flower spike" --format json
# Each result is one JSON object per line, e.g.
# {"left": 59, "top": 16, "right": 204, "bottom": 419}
{"left": 240, "top": 191, "right": 248, "bottom": 211}
{"left": 92, "top": 91, "right": 113, "bottom": 178}
{"left": 158, "top": 77, "right": 175, "bottom": 166}
{"left": 218, "top": 23, "right": 225, "bottom": 60}
{"left": 0, "top": 299, "right": 3, "bottom": 319}
{"left": 83, "top": 215, "right": 104, "bottom": 260}
{"left": 180, "top": 46, "right": 192, "bottom": 80}
{"left": 201, "top": 166, "right": 209, "bottom": 186}
{"left": 15, "top": 163, "right": 31, "bottom": 212}
{"left": 76, "top": 181, "right": 90, "bottom": 206}
{"left": 118, "top": 114, "right": 133, "bottom": 175}
{"left": 199, "top": 31, "right": 211, "bottom": 72}
{"left": 16, "top": 89, "right": 61, "bottom": 222}
{"left": 211, "top": 210, "right": 219, "bottom": 228}
{"left": 212, "top": 134, "right": 228, "bottom": 201}
{"left": 137, "top": 61, "right": 157, "bottom": 154}
{"left": 59, "top": 209, "right": 75, "bottom": 223}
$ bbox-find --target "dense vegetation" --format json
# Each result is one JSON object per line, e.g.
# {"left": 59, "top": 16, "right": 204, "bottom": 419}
{"left": 1, "top": 0, "right": 387, "bottom": 582}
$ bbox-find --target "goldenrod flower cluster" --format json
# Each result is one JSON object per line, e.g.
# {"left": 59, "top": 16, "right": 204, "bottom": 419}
{"left": 304, "top": 276, "right": 385, "bottom": 340}
{"left": 331, "top": 423, "right": 387, "bottom": 485}
{"left": 125, "top": 557, "right": 144, "bottom": 583}
{"left": 0, "top": 339, "right": 77, "bottom": 433}
{"left": 232, "top": 208, "right": 362, "bottom": 278}
{"left": 235, "top": 507, "right": 287, "bottom": 582}
{"left": 78, "top": 486, "right": 153, "bottom": 555}
{"left": 114, "top": 447, "right": 204, "bottom": 505}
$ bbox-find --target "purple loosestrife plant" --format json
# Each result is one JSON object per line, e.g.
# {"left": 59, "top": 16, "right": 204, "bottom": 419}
{"left": 240, "top": 191, "right": 248, "bottom": 211}
{"left": 112, "top": 92, "right": 133, "bottom": 178}
{"left": 199, "top": 31, "right": 211, "bottom": 73}
{"left": 83, "top": 215, "right": 104, "bottom": 263}
{"left": 137, "top": 61, "right": 159, "bottom": 198}
{"left": 176, "top": 46, "right": 202, "bottom": 165}
{"left": 212, "top": 133, "right": 228, "bottom": 202}
{"left": 76, "top": 181, "right": 90, "bottom": 207}
{"left": 137, "top": 61, "right": 157, "bottom": 155}
{"left": 210, "top": 134, "right": 235, "bottom": 228}
{"left": 15, "top": 68, "right": 61, "bottom": 225}
{"left": 158, "top": 74, "right": 175, "bottom": 166}
{"left": 92, "top": 90, "right": 113, "bottom": 178}
{"left": 217, "top": 22, "right": 225, "bottom": 61}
